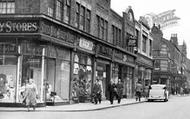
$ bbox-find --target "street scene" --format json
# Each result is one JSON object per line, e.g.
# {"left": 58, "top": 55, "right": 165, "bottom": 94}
{"left": 0, "top": 0, "right": 190, "bottom": 118}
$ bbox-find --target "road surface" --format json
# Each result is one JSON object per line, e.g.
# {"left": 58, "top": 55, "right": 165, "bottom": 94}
{"left": 1, "top": 95, "right": 190, "bottom": 119}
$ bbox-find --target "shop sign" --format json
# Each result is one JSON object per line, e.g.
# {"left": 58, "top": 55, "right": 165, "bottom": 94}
{"left": 22, "top": 43, "right": 43, "bottom": 56}
{"left": 41, "top": 22, "right": 75, "bottom": 44}
{"left": 128, "top": 35, "right": 137, "bottom": 47}
{"left": 97, "top": 66, "right": 104, "bottom": 71}
{"left": 0, "top": 43, "right": 17, "bottom": 54}
{"left": 98, "top": 44, "right": 113, "bottom": 58}
{"left": 79, "top": 38, "right": 94, "bottom": 51}
{"left": 138, "top": 57, "right": 153, "bottom": 66}
{"left": 114, "top": 50, "right": 123, "bottom": 61}
{"left": 0, "top": 20, "right": 39, "bottom": 33}
{"left": 123, "top": 54, "right": 135, "bottom": 63}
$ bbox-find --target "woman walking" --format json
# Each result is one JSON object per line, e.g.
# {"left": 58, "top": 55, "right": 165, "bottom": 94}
{"left": 108, "top": 80, "right": 117, "bottom": 104}
{"left": 23, "top": 78, "right": 38, "bottom": 111}
{"left": 116, "top": 79, "right": 123, "bottom": 104}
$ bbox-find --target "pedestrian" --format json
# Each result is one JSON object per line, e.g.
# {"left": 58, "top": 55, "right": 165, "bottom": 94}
{"left": 116, "top": 79, "right": 123, "bottom": 104}
{"left": 135, "top": 81, "right": 143, "bottom": 101}
{"left": 92, "top": 79, "right": 102, "bottom": 104}
{"left": 108, "top": 80, "right": 117, "bottom": 104}
{"left": 144, "top": 85, "right": 150, "bottom": 99}
{"left": 23, "top": 78, "right": 38, "bottom": 111}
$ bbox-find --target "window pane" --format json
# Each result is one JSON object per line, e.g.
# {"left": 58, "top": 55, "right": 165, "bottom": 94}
{"left": 86, "top": 10, "right": 91, "bottom": 33}
{"left": 80, "top": 6, "right": 85, "bottom": 30}
{"left": 56, "top": 0, "right": 61, "bottom": 20}
{"left": 0, "top": 56, "right": 17, "bottom": 103}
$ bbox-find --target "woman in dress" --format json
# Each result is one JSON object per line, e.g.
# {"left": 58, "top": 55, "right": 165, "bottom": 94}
{"left": 24, "top": 78, "right": 38, "bottom": 111}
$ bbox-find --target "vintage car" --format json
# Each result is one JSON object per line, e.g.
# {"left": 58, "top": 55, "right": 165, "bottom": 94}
{"left": 148, "top": 84, "right": 169, "bottom": 102}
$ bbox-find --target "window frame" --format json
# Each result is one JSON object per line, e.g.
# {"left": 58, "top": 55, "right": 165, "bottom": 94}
{"left": 0, "top": 0, "right": 15, "bottom": 14}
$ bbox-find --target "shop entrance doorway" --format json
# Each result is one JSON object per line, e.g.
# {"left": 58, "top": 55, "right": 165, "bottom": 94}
{"left": 96, "top": 62, "right": 110, "bottom": 100}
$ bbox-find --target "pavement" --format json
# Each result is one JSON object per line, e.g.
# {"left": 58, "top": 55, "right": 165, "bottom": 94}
{"left": 0, "top": 98, "right": 146, "bottom": 112}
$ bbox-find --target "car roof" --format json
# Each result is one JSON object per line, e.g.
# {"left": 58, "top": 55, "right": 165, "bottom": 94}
{"left": 150, "top": 84, "right": 166, "bottom": 87}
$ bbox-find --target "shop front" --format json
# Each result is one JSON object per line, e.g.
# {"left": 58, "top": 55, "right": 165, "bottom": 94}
{"left": 44, "top": 45, "right": 71, "bottom": 104}
{"left": 113, "top": 50, "right": 136, "bottom": 98}
{"left": 0, "top": 17, "right": 76, "bottom": 106}
{"left": 96, "top": 44, "right": 113, "bottom": 100}
{"left": 136, "top": 55, "right": 153, "bottom": 96}
{"left": 71, "top": 37, "right": 94, "bottom": 103}
{"left": 96, "top": 59, "right": 111, "bottom": 99}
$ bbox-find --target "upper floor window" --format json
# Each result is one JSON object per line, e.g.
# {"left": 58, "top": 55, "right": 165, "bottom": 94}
{"left": 56, "top": 0, "right": 62, "bottom": 20}
{"left": 48, "top": 0, "right": 54, "bottom": 17}
{"left": 149, "top": 40, "right": 152, "bottom": 56}
{"left": 64, "top": 0, "right": 71, "bottom": 23}
{"left": 86, "top": 9, "right": 91, "bottom": 33}
{"left": 160, "top": 44, "right": 167, "bottom": 56}
{"left": 112, "top": 25, "right": 122, "bottom": 47}
{"left": 75, "top": 2, "right": 91, "bottom": 33}
{"left": 142, "top": 35, "right": 147, "bottom": 53}
{"left": 0, "top": 0, "right": 15, "bottom": 14}
{"left": 75, "top": 2, "right": 80, "bottom": 28}
{"left": 80, "top": 6, "right": 85, "bottom": 30}
{"left": 97, "top": 15, "right": 108, "bottom": 41}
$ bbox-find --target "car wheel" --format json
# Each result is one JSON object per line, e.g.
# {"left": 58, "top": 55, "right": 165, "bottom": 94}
{"left": 164, "top": 98, "right": 168, "bottom": 102}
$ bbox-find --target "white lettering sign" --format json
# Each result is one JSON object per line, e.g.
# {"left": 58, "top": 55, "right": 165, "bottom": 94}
{"left": 79, "top": 38, "right": 94, "bottom": 51}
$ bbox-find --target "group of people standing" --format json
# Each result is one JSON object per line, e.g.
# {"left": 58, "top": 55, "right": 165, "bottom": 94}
{"left": 92, "top": 79, "right": 123, "bottom": 105}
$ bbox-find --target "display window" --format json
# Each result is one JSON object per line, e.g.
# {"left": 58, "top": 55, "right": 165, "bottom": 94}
{"left": 72, "top": 54, "right": 92, "bottom": 102}
{"left": 44, "top": 47, "right": 71, "bottom": 103}
{"left": 0, "top": 55, "right": 17, "bottom": 103}
{"left": 20, "top": 55, "right": 42, "bottom": 103}
{"left": 55, "top": 59, "right": 70, "bottom": 102}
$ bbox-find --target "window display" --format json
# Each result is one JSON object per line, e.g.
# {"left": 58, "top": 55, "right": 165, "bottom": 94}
{"left": 72, "top": 54, "right": 92, "bottom": 102}
{"left": 45, "top": 48, "right": 71, "bottom": 103}
{"left": 0, "top": 55, "right": 17, "bottom": 103}
{"left": 21, "top": 56, "right": 42, "bottom": 103}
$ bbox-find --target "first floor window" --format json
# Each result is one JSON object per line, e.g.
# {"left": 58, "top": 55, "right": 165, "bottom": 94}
{"left": 0, "top": 0, "right": 15, "bottom": 14}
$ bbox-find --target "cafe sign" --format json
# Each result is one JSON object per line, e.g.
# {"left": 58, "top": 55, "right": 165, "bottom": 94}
{"left": 79, "top": 38, "right": 94, "bottom": 51}
{"left": 0, "top": 20, "right": 39, "bottom": 33}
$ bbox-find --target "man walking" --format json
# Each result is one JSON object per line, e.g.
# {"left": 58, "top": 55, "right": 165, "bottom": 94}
{"left": 92, "top": 79, "right": 102, "bottom": 104}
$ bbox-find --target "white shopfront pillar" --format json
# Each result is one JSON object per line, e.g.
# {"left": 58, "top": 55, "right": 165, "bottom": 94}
{"left": 40, "top": 48, "right": 45, "bottom": 102}
{"left": 16, "top": 45, "right": 21, "bottom": 103}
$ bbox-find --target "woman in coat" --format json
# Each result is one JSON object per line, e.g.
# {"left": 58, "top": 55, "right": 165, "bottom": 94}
{"left": 23, "top": 78, "right": 38, "bottom": 111}
{"left": 116, "top": 79, "right": 123, "bottom": 104}
{"left": 108, "top": 80, "right": 117, "bottom": 104}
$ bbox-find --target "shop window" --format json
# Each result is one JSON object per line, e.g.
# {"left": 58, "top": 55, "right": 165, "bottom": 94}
{"left": 21, "top": 56, "right": 42, "bottom": 103}
{"left": 0, "top": 0, "right": 15, "bottom": 14}
{"left": 55, "top": 60, "right": 70, "bottom": 102}
{"left": 72, "top": 54, "right": 92, "bottom": 102}
{"left": 0, "top": 55, "right": 17, "bottom": 103}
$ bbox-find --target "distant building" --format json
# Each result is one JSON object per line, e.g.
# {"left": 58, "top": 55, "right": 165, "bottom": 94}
{"left": 135, "top": 17, "right": 153, "bottom": 94}
{"left": 151, "top": 25, "right": 188, "bottom": 94}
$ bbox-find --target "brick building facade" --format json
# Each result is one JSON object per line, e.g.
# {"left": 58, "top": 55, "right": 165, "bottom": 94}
{"left": 0, "top": 0, "right": 137, "bottom": 106}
